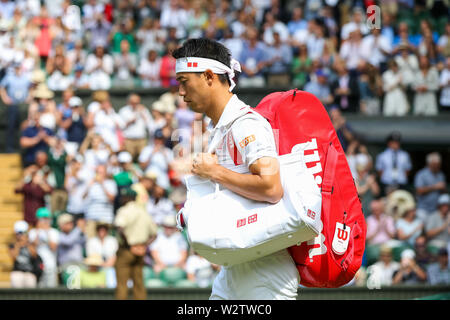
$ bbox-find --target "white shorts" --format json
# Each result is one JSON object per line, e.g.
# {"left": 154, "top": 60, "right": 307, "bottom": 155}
{"left": 209, "top": 249, "right": 299, "bottom": 300}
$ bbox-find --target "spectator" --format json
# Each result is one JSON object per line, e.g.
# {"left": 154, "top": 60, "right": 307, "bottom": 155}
{"left": 82, "top": 0, "right": 104, "bottom": 31}
{"left": 150, "top": 214, "right": 188, "bottom": 274}
{"left": 185, "top": 250, "right": 220, "bottom": 288}
{"left": 85, "top": 13, "right": 112, "bottom": 51}
{"left": 330, "top": 58, "right": 360, "bottom": 113}
{"left": 425, "top": 194, "right": 450, "bottom": 250}
{"left": 437, "top": 22, "right": 450, "bottom": 59}
{"left": 132, "top": 171, "right": 157, "bottom": 206}
{"left": 159, "top": 0, "right": 188, "bottom": 40}
{"left": 340, "top": 7, "right": 368, "bottom": 41}
{"left": 366, "top": 245, "right": 400, "bottom": 288}
{"left": 70, "top": 64, "right": 90, "bottom": 89}
{"left": 114, "top": 187, "right": 158, "bottom": 300}
{"left": 82, "top": 164, "right": 117, "bottom": 238}
{"left": 426, "top": 248, "right": 450, "bottom": 285}
{"left": 138, "top": 49, "right": 162, "bottom": 88}
{"left": 412, "top": 55, "right": 440, "bottom": 116}
{"left": 287, "top": 6, "right": 307, "bottom": 36}
{"left": 354, "top": 155, "right": 380, "bottom": 216}
{"left": 139, "top": 128, "right": 174, "bottom": 191}
{"left": 28, "top": 84, "right": 58, "bottom": 133}
{"left": 67, "top": 40, "right": 87, "bottom": 69}
{"left": 414, "top": 235, "right": 435, "bottom": 270}
{"left": 45, "top": 44, "right": 72, "bottom": 91}
{"left": 360, "top": 28, "right": 392, "bottom": 71}
{"left": 366, "top": 199, "right": 397, "bottom": 247}
{"left": 375, "top": 131, "right": 412, "bottom": 194}
{"left": 264, "top": 31, "right": 292, "bottom": 87}
{"left": 85, "top": 44, "right": 114, "bottom": 90}
{"left": 60, "top": 96, "right": 88, "bottom": 154}
{"left": 305, "top": 18, "right": 326, "bottom": 62}
{"left": 304, "top": 69, "right": 333, "bottom": 108}
{"left": 239, "top": 26, "right": 267, "bottom": 88}
{"left": 328, "top": 107, "right": 354, "bottom": 152}
{"left": 119, "top": 93, "right": 154, "bottom": 161}
{"left": 291, "top": 43, "right": 312, "bottom": 89}
{"left": 79, "top": 254, "right": 107, "bottom": 288}
{"left": 439, "top": 57, "right": 450, "bottom": 110}
{"left": 112, "top": 39, "right": 138, "bottom": 89}
{"left": 147, "top": 181, "right": 175, "bottom": 226}
{"left": 392, "top": 249, "right": 427, "bottom": 285}
{"left": 382, "top": 59, "right": 410, "bottom": 116}
{"left": 15, "top": 165, "right": 52, "bottom": 227}
{"left": 185, "top": 0, "right": 208, "bottom": 39}
{"left": 56, "top": 213, "right": 86, "bottom": 276}
{"left": 78, "top": 131, "right": 112, "bottom": 175}
{"left": 86, "top": 223, "right": 118, "bottom": 288}
{"left": 136, "top": 17, "right": 165, "bottom": 60}
{"left": 396, "top": 205, "right": 424, "bottom": 248}
{"left": 28, "top": 207, "right": 59, "bottom": 287}
{"left": 47, "top": 137, "right": 68, "bottom": 214}
{"left": 0, "top": 61, "right": 31, "bottom": 153}
{"left": 8, "top": 220, "right": 40, "bottom": 288}
{"left": 262, "top": 11, "right": 289, "bottom": 46}
{"left": 339, "top": 27, "right": 365, "bottom": 71}
{"left": 113, "top": 151, "right": 141, "bottom": 210}
{"left": 64, "top": 155, "right": 87, "bottom": 222}
{"left": 394, "top": 42, "right": 420, "bottom": 92}
{"left": 358, "top": 62, "right": 383, "bottom": 116}
{"left": 414, "top": 152, "right": 447, "bottom": 221}
{"left": 159, "top": 41, "right": 177, "bottom": 88}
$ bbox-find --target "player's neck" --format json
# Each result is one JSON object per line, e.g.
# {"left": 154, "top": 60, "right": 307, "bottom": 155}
{"left": 206, "top": 89, "right": 234, "bottom": 126}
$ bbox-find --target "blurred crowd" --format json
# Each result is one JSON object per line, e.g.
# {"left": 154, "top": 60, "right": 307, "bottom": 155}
{"left": 2, "top": 0, "right": 450, "bottom": 292}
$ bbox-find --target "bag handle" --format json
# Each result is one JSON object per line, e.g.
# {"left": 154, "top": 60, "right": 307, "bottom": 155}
{"left": 321, "top": 142, "right": 339, "bottom": 220}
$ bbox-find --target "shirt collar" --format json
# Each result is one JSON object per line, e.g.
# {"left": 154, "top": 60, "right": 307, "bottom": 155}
{"left": 208, "top": 95, "right": 250, "bottom": 132}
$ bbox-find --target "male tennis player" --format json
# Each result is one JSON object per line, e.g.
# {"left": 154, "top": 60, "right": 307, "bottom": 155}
{"left": 173, "top": 38, "right": 299, "bottom": 300}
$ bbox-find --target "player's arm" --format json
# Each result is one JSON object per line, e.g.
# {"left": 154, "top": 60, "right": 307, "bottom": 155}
{"left": 192, "top": 153, "right": 283, "bottom": 204}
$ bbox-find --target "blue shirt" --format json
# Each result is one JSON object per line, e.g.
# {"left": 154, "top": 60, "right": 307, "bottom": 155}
{"left": 0, "top": 71, "right": 31, "bottom": 105}
{"left": 414, "top": 167, "right": 446, "bottom": 212}
{"left": 21, "top": 126, "right": 54, "bottom": 165}
{"left": 239, "top": 41, "right": 268, "bottom": 78}
{"left": 375, "top": 148, "right": 412, "bottom": 185}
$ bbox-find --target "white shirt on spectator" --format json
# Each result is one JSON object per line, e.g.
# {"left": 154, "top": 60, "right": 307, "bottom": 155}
{"left": 86, "top": 235, "right": 118, "bottom": 261}
{"left": 139, "top": 144, "right": 174, "bottom": 189}
{"left": 137, "top": 57, "right": 162, "bottom": 88}
{"left": 93, "top": 109, "right": 125, "bottom": 152}
{"left": 119, "top": 104, "right": 154, "bottom": 139}
{"left": 150, "top": 230, "right": 188, "bottom": 266}
{"left": 84, "top": 180, "right": 117, "bottom": 224}
{"left": 440, "top": 67, "right": 450, "bottom": 107}
{"left": 146, "top": 197, "right": 175, "bottom": 226}
{"left": 361, "top": 34, "right": 392, "bottom": 68}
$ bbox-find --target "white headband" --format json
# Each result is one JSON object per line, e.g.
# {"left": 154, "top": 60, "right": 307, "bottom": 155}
{"left": 175, "top": 57, "right": 241, "bottom": 92}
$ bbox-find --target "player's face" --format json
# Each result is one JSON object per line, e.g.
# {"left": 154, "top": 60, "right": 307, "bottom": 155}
{"left": 176, "top": 72, "right": 211, "bottom": 114}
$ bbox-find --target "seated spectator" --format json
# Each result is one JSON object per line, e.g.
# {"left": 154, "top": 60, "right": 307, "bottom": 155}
{"left": 150, "top": 214, "right": 188, "bottom": 274}
{"left": 138, "top": 49, "right": 162, "bottom": 88}
{"left": 414, "top": 235, "right": 435, "bottom": 270}
{"left": 86, "top": 223, "right": 118, "bottom": 288}
{"left": 70, "top": 64, "right": 90, "bottom": 89}
{"left": 414, "top": 152, "right": 447, "bottom": 221}
{"left": 82, "top": 164, "right": 117, "bottom": 238}
{"left": 45, "top": 44, "right": 72, "bottom": 91}
{"left": 291, "top": 43, "right": 312, "bottom": 89}
{"left": 185, "top": 0, "right": 208, "bottom": 39}
{"left": 426, "top": 248, "right": 450, "bottom": 285}
{"left": 375, "top": 132, "right": 412, "bottom": 195}
{"left": 425, "top": 194, "right": 450, "bottom": 250}
{"left": 417, "top": 21, "right": 439, "bottom": 64}
{"left": 330, "top": 58, "right": 360, "bottom": 113}
{"left": 60, "top": 96, "right": 88, "bottom": 154}
{"left": 85, "top": 13, "right": 112, "bottom": 51}
{"left": 382, "top": 59, "right": 410, "bottom": 116}
{"left": 85, "top": 44, "right": 114, "bottom": 90}
{"left": 119, "top": 93, "right": 154, "bottom": 161}
{"left": 139, "top": 128, "right": 174, "bottom": 191}
{"left": 264, "top": 31, "right": 292, "bottom": 86}
{"left": 136, "top": 17, "right": 165, "bottom": 61}
{"left": 238, "top": 26, "right": 267, "bottom": 88}
{"left": 15, "top": 165, "right": 52, "bottom": 227}
{"left": 82, "top": 0, "right": 105, "bottom": 31}
{"left": 262, "top": 11, "right": 289, "bottom": 46}
{"left": 185, "top": 250, "right": 220, "bottom": 288}
{"left": 79, "top": 254, "right": 107, "bottom": 288}
{"left": 110, "top": 18, "right": 137, "bottom": 54}
{"left": 8, "top": 221, "right": 39, "bottom": 288}
{"left": 412, "top": 55, "right": 440, "bottom": 116}
{"left": 67, "top": 40, "right": 87, "bottom": 69}
{"left": 366, "top": 199, "right": 397, "bottom": 247}
{"left": 56, "top": 213, "right": 86, "bottom": 276}
{"left": 366, "top": 245, "right": 400, "bottom": 288}
{"left": 28, "top": 84, "right": 58, "bottom": 133}
{"left": 112, "top": 39, "right": 138, "bottom": 89}
{"left": 47, "top": 137, "right": 68, "bottom": 214}
{"left": 28, "top": 207, "right": 59, "bottom": 288}
{"left": 304, "top": 69, "right": 334, "bottom": 108}
{"left": 439, "top": 57, "right": 450, "bottom": 110}
{"left": 392, "top": 249, "right": 427, "bottom": 285}
{"left": 0, "top": 61, "right": 31, "bottom": 153}
{"left": 146, "top": 182, "right": 175, "bottom": 226}
{"left": 396, "top": 205, "right": 424, "bottom": 248}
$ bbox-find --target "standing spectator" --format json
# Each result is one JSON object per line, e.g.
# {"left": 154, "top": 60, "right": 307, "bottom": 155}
{"left": 328, "top": 107, "right": 354, "bottom": 152}
{"left": 425, "top": 194, "right": 450, "bottom": 250}
{"left": 0, "top": 61, "right": 31, "bottom": 153}
{"left": 358, "top": 62, "right": 383, "bottom": 116}
{"left": 366, "top": 245, "right": 399, "bottom": 288}
{"left": 339, "top": 27, "right": 365, "bottom": 71}
{"left": 45, "top": 44, "right": 72, "bottom": 91}
{"left": 85, "top": 13, "right": 112, "bottom": 51}
{"left": 15, "top": 165, "right": 52, "bottom": 227}
{"left": 340, "top": 7, "right": 369, "bottom": 41}
{"left": 304, "top": 69, "right": 334, "bottom": 108}
{"left": 354, "top": 156, "right": 380, "bottom": 216}
{"left": 86, "top": 223, "right": 118, "bottom": 288}
{"left": 150, "top": 214, "right": 188, "bottom": 274}
{"left": 396, "top": 205, "right": 424, "bottom": 248}
{"left": 366, "top": 199, "right": 397, "bottom": 246}
{"left": 112, "top": 39, "right": 138, "bottom": 89}
{"left": 159, "top": 0, "right": 188, "bottom": 40}
{"left": 412, "top": 55, "right": 440, "bottom": 116}
{"left": 360, "top": 28, "right": 392, "bottom": 71}
{"left": 119, "top": 93, "right": 154, "bottom": 161}
{"left": 414, "top": 152, "right": 447, "bottom": 221}
{"left": 82, "top": 0, "right": 104, "bottom": 31}
{"left": 330, "top": 58, "right": 360, "bottom": 113}
{"left": 375, "top": 131, "right": 412, "bottom": 194}
{"left": 85, "top": 44, "right": 114, "bottom": 90}
{"left": 28, "top": 207, "right": 59, "bottom": 288}
{"left": 64, "top": 156, "right": 87, "bottom": 222}
{"left": 382, "top": 59, "right": 410, "bottom": 116}
{"left": 394, "top": 42, "right": 419, "bottom": 92}
{"left": 239, "top": 26, "right": 267, "bottom": 88}
{"left": 287, "top": 6, "right": 307, "bottom": 36}
{"left": 146, "top": 181, "right": 175, "bottom": 226}
{"left": 138, "top": 49, "right": 162, "bottom": 88}
{"left": 264, "top": 31, "right": 292, "bottom": 87}
{"left": 291, "top": 43, "right": 312, "bottom": 89}
{"left": 427, "top": 248, "right": 450, "bottom": 285}
{"left": 47, "top": 137, "right": 68, "bottom": 214}
{"left": 392, "top": 249, "right": 427, "bottom": 285}
{"left": 83, "top": 164, "right": 117, "bottom": 238}
{"left": 439, "top": 57, "right": 450, "bottom": 110}
{"left": 8, "top": 221, "right": 39, "bottom": 288}
{"left": 262, "top": 11, "right": 289, "bottom": 46}
{"left": 159, "top": 42, "right": 177, "bottom": 89}
{"left": 61, "top": 96, "right": 88, "bottom": 154}
{"left": 70, "top": 64, "right": 90, "bottom": 89}
{"left": 114, "top": 187, "right": 158, "bottom": 300}
{"left": 56, "top": 213, "right": 86, "bottom": 279}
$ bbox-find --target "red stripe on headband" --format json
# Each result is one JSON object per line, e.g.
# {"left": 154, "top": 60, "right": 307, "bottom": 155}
{"left": 187, "top": 62, "right": 198, "bottom": 68}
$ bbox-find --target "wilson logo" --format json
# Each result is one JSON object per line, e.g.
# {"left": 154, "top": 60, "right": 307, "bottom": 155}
{"left": 236, "top": 213, "right": 258, "bottom": 228}
{"left": 337, "top": 228, "right": 348, "bottom": 241}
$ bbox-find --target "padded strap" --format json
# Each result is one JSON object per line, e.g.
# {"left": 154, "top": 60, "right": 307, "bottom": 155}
{"left": 321, "top": 143, "right": 339, "bottom": 221}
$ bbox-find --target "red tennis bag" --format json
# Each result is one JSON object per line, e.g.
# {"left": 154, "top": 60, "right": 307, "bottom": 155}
{"left": 254, "top": 89, "right": 366, "bottom": 288}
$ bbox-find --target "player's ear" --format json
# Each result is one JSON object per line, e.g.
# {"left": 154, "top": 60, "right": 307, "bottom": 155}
{"left": 203, "top": 69, "right": 215, "bottom": 85}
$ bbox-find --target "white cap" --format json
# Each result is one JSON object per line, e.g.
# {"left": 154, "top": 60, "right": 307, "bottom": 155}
{"left": 69, "top": 96, "right": 83, "bottom": 107}
{"left": 118, "top": 151, "right": 132, "bottom": 163}
{"left": 14, "top": 221, "right": 29, "bottom": 234}
{"left": 438, "top": 194, "right": 450, "bottom": 206}
{"left": 401, "top": 249, "right": 416, "bottom": 261}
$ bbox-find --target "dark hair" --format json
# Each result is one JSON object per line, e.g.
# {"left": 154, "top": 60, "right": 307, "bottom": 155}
{"left": 172, "top": 38, "right": 234, "bottom": 86}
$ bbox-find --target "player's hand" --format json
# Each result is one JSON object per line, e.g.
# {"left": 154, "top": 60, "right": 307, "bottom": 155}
{"left": 191, "top": 152, "right": 219, "bottom": 180}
